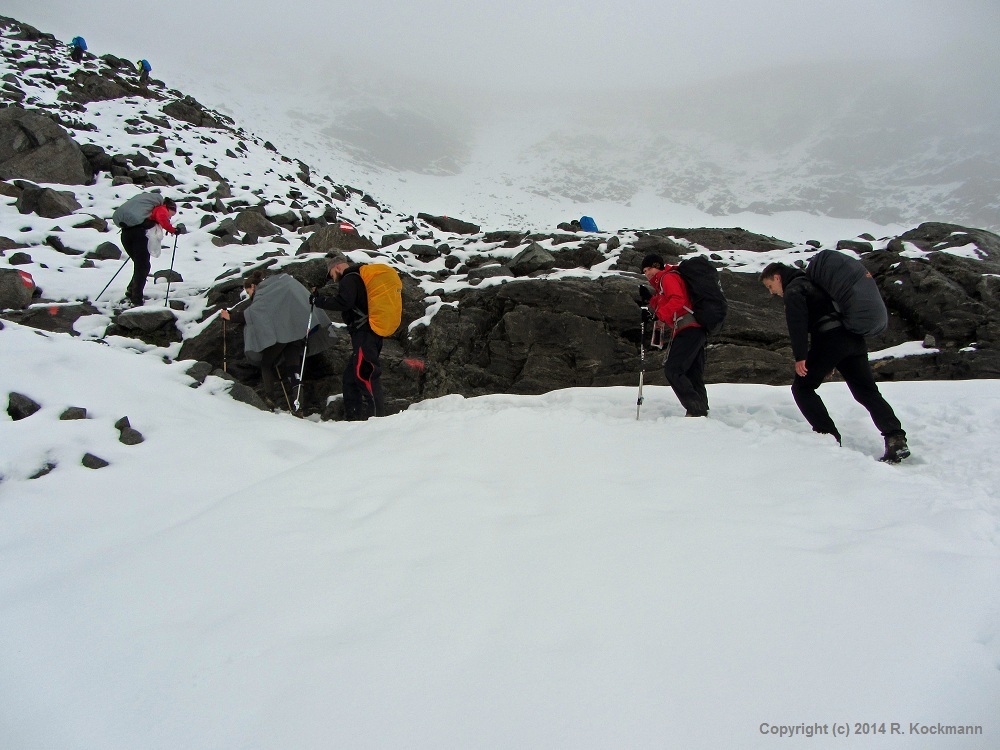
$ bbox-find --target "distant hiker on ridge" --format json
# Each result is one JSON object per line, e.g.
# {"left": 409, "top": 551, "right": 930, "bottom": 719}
{"left": 220, "top": 270, "right": 335, "bottom": 410}
{"left": 311, "top": 255, "right": 402, "bottom": 420}
{"left": 111, "top": 192, "right": 177, "bottom": 308}
{"left": 639, "top": 253, "right": 710, "bottom": 417}
{"left": 69, "top": 36, "right": 87, "bottom": 63}
{"left": 760, "top": 262, "right": 910, "bottom": 463}
{"left": 137, "top": 59, "right": 151, "bottom": 86}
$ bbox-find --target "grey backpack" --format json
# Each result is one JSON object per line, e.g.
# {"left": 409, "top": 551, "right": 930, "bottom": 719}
{"left": 806, "top": 249, "right": 888, "bottom": 337}
{"left": 112, "top": 192, "right": 163, "bottom": 228}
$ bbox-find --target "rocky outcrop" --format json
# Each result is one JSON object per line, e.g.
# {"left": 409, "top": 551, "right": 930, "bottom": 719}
{"left": 0, "top": 107, "right": 93, "bottom": 184}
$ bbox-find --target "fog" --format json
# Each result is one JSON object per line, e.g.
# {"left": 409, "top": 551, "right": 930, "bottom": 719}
{"left": 5, "top": 1, "right": 1000, "bottom": 229}
{"left": 7, "top": 0, "right": 998, "bottom": 102}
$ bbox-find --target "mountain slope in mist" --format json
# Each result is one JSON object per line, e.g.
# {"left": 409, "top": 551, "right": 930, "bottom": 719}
{"left": 198, "top": 58, "right": 999, "bottom": 233}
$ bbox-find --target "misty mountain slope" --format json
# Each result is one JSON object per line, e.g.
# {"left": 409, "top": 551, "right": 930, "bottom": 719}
{"left": 188, "top": 56, "right": 999, "bottom": 233}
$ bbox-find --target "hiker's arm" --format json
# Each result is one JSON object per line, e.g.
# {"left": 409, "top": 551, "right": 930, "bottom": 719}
{"left": 784, "top": 286, "right": 810, "bottom": 362}
{"left": 313, "top": 275, "right": 360, "bottom": 312}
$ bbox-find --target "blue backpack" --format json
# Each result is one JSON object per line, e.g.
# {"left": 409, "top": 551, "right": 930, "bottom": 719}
{"left": 72, "top": 36, "right": 87, "bottom": 51}
{"left": 139, "top": 59, "right": 152, "bottom": 72}
{"left": 579, "top": 216, "right": 599, "bottom": 232}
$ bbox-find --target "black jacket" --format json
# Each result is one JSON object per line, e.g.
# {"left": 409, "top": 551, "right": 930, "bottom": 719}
{"left": 780, "top": 267, "right": 842, "bottom": 361}
{"left": 312, "top": 265, "right": 369, "bottom": 330}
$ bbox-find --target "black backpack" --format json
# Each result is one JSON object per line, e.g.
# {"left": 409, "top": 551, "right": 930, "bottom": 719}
{"left": 676, "top": 255, "right": 728, "bottom": 335}
{"left": 806, "top": 249, "right": 888, "bottom": 337}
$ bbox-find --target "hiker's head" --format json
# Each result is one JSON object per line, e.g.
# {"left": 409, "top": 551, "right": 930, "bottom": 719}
{"left": 243, "top": 269, "right": 265, "bottom": 297}
{"left": 163, "top": 197, "right": 177, "bottom": 215}
{"left": 641, "top": 254, "right": 664, "bottom": 281}
{"left": 327, "top": 254, "right": 350, "bottom": 281}
{"left": 760, "top": 263, "right": 786, "bottom": 297}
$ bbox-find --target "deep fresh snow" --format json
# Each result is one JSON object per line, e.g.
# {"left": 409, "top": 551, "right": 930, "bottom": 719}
{"left": 1, "top": 321, "right": 998, "bottom": 749}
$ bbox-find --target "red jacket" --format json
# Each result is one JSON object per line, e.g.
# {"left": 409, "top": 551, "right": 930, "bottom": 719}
{"left": 149, "top": 204, "right": 177, "bottom": 233}
{"left": 648, "top": 267, "right": 700, "bottom": 333}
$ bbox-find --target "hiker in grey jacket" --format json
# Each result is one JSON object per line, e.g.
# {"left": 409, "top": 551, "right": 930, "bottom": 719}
{"left": 761, "top": 262, "right": 909, "bottom": 463}
{"left": 221, "top": 270, "right": 334, "bottom": 408}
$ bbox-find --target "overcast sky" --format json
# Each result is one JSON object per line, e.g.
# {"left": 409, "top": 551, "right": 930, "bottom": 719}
{"left": 7, "top": 0, "right": 999, "bottom": 97}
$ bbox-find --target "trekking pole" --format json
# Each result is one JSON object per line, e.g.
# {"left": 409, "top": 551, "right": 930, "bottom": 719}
{"left": 636, "top": 313, "right": 646, "bottom": 420}
{"left": 293, "top": 298, "right": 315, "bottom": 413}
{"left": 164, "top": 233, "right": 179, "bottom": 307}
{"left": 94, "top": 257, "right": 132, "bottom": 302}
{"left": 275, "top": 365, "right": 294, "bottom": 412}
{"left": 222, "top": 317, "right": 228, "bottom": 373}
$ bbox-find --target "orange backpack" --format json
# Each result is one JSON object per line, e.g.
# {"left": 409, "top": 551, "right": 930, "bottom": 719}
{"left": 359, "top": 264, "right": 402, "bottom": 337}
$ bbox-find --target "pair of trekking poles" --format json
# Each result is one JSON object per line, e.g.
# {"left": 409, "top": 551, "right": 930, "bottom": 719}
{"left": 94, "top": 234, "right": 180, "bottom": 306}
{"left": 220, "top": 298, "right": 314, "bottom": 415}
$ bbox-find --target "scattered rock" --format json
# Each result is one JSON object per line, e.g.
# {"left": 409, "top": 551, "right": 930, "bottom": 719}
{"left": 7, "top": 391, "right": 41, "bottom": 420}
{"left": 81, "top": 453, "right": 109, "bottom": 469}
{"left": 15, "top": 184, "right": 82, "bottom": 218}
{"left": 86, "top": 241, "right": 122, "bottom": 260}
{"left": 114, "top": 416, "right": 145, "bottom": 445}
{"left": 29, "top": 462, "right": 57, "bottom": 479}
{"left": 0, "top": 267, "right": 34, "bottom": 309}
{"left": 59, "top": 406, "right": 88, "bottom": 420}
{"left": 509, "top": 242, "right": 556, "bottom": 276}
{"left": 417, "top": 213, "right": 480, "bottom": 235}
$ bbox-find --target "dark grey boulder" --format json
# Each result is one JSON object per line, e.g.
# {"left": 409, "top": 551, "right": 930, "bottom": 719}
{"left": 81, "top": 453, "right": 109, "bottom": 469}
{"left": 837, "top": 239, "right": 874, "bottom": 254}
{"left": 86, "top": 242, "right": 122, "bottom": 261}
{"left": 509, "top": 242, "right": 556, "bottom": 276}
{"left": 0, "top": 107, "right": 93, "bottom": 184}
{"left": 29, "top": 462, "right": 57, "bottom": 479}
{"left": 113, "top": 308, "right": 178, "bottom": 333}
{"left": 296, "top": 224, "right": 377, "bottom": 255}
{"left": 232, "top": 209, "right": 281, "bottom": 237}
{"left": 114, "top": 416, "right": 145, "bottom": 445}
{"left": 15, "top": 184, "right": 81, "bottom": 218}
{"left": 7, "top": 391, "right": 41, "bottom": 420}
{"left": 229, "top": 381, "right": 270, "bottom": 410}
{"left": 417, "top": 213, "right": 480, "bottom": 235}
{"left": 59, "top": 406, "right": 88, "bottom": 420}
{"left": 162, "top": 98, "right": 220, "bottom": 129}
{"left": 0, "top": 268, "right": 34, "bottom": 309}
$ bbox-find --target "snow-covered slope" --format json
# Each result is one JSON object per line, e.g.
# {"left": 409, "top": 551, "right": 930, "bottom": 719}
{"left": 1, "top": 319, "right": 998, "bottom": 749}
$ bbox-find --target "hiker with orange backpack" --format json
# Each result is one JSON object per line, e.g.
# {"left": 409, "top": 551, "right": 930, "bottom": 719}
{"left": 311, "top": 254, "right": 402, "bottom": 420}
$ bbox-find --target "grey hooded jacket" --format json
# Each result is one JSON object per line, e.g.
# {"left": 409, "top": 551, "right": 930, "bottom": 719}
{"left": 242, "top": 274, "right": 335, "bottom": 363}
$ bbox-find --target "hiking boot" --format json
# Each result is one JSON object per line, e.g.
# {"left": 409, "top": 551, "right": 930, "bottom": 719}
{"left": 880, "top": 433, "right": 910, "bottom": 463}
{"left": 685, "top": 409, "right": 708, "bottom": 417}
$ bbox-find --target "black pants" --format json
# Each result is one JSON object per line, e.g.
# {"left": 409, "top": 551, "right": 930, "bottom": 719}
{"left": 344, "top": 326, "right": 384, "bottom": 420}
{"left": 792, "top": 330, "right": 904, "bottom": 439}
{"left": 120, "top": 224, "right": 151, "bottom": 304}
{"left": 664, "top": 327, "right": 708, "bottom": 415}
{"left": 259, "top": 341, "right": 305, "bottom": 404}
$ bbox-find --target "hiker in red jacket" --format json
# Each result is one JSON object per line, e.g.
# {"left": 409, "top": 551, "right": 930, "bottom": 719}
{"left": 641, "top": 253, "right": 709, "bottom": 417}
{"left": 120, "top": 196, "right": 177, "bottom": 307}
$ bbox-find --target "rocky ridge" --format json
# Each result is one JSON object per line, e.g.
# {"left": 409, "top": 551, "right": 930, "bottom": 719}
{"left": 1, "top": 14, "right": 999, "bottom": 421}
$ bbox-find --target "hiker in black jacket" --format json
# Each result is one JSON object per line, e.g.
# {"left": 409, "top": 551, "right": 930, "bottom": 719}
{"left": 311, "top": 255, "right": 384, "bottom": 420}
{"left": 760, "top": 262, "right": 909, "bottom": 463}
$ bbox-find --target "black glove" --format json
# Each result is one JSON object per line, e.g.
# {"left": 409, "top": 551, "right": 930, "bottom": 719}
{"left": 639, "top": 285, "right": 653, "bottom": 303}
{"left": 309, "top": 291, "right": 319, "bottom": 306}
{"left": 174, "top": 223, "right": 188, "bottom": 235}
{"left": 641, "top": 307, "right": 653, "bottom": 324}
